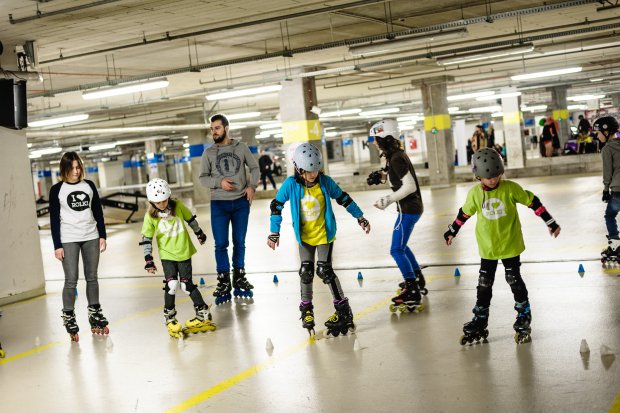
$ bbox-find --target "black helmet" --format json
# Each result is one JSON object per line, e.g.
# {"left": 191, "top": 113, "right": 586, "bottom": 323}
{"left": 472, "top": 148, "right": 504, "bottom": 179}
{"left": 592, "top": 116, "right": 619, "bottom": 136}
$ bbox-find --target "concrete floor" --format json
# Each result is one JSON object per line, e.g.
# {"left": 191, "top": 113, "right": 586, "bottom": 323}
{"left": 1, "top": 173, "right": 618, "bottom": 413}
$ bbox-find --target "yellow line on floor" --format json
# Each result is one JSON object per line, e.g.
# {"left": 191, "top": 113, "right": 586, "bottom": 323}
{"left": 0, "top": 340, "right": 64, "bottom": 365}
{"left": 610, "top": 391, "right": 620, "bottom": 413}
{"left": 165, "top": 295, "right": 393, "bottom": 413}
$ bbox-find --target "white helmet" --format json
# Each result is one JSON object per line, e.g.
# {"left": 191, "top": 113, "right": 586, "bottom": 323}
{"left": 292, "top": 143, "right": 323, "bottom": 172}
{"left": 369, "top": 119, "right": 399, "bottom": 139}
{"left": 146, "top": 178, "right": 171, "bottom": 202}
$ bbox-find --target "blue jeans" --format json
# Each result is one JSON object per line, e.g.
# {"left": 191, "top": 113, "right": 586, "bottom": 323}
{"left": 605, "top": 192, "right": 620, "bottom": 238}
{"left": 211, "top": 197, "right": 251, "bottom": 273}
{"left": 390, "top": 213, "right": 421, "bottom": 280}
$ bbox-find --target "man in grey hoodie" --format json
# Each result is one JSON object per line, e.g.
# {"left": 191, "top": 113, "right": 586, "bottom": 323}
{"left": 596, "top": 116, "right": 620, "bottom": 266}
{"left": 199, "top": 114, "right": 260, "bottom": 304}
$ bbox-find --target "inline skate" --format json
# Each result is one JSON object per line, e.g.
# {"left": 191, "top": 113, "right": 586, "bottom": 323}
{"left": 88, "top": 304, "right": 109, "bottom": 335}
{"left": 183, "top": 305, "right": 216, "bottom": 334}
{"left": 61, "top": 310, "right": 80, "bottom": 342}
{"left": 391, "top": 278, "right": 424, "bottom": 313}
{"left": 460, "top": 306, "right": 489, "bottom": 345}
{"left": 601, "top": 236, "right": 620, "bottom": 269}
{"left": 213, "top": 272, "right": 232, "bottom": 305}
{"left": 325, "top": 299, "right": 355, "bottom": 337}
{"left": 164, "top": 307, "right": 184, "bottom": 339}
{"left": 232, "top": 268, "right": 254, "bottom": 298}
{"left": 0, "top": 341, "right": 4, "bottom": 358}
{"left": 397, "top": 270, "right": 428, "bottom": 296}
{"left": 299, "top": 301, "right": 315, "bottom": 337}
{"left": 513, "top": 301, "right": 532, "bottom": 344}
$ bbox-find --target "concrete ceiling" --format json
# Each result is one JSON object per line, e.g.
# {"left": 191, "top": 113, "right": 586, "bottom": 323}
{"left": 2, "top": 0, "right": 620, "bottom": 151}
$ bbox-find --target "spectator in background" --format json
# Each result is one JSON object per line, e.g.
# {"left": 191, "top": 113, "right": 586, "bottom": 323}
{"left": 487, "top": 124, "right": 496, "bottom": 148}
{"left": 471, "top": 125, "right": 488, "bottom": 154}
{"left": 577, "top": 115, "right": 592, "bottom": 154}
{"left": 541, "top": 116, "right": 557, "bottom": 157}
{"left": 258, "top": 149, "right": 277, "bottom": 190}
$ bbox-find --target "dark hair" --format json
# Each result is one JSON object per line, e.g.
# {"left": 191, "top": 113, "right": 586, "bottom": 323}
{"left": 148, "top": 198, "right": 177, "bottom": 219}
{"left": 294, "top": 168, "right": 323, "bottom": 185}
{"left": 210, "top": 114, "right": 229, "bottom": 127}
{"left": 375, "top": 135, "right": 402, "bottom": 157}
{"left": 59, "top": 151, "right": 85, "bottom": 182}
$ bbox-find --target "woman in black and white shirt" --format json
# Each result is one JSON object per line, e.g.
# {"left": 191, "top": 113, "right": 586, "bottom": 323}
{"left": 49, "top": 151, "right": 109, "bottom": 341}
{"left": 369, "top": 119, "right": 426, "bottom": 313}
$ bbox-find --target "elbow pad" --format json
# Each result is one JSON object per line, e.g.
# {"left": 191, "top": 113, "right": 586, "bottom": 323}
{"left": 336, "top": 191, "right": 353, "bottom": 208}
{"left": 270, "top": 199, "right": 284, "bottom": 216}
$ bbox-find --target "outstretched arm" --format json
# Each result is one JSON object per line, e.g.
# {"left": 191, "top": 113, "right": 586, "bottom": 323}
{"left": 528, "top": 196, "right": 561, "bottom": 237}
{"left": 443, "top": 208, "right": 471, "bottom": 245}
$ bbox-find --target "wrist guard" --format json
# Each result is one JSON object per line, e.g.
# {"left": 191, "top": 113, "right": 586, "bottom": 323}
{"left": 443, "top": 208, "right": 470, "bottom": 241}
{"left": 268, "top": 233, "right": 280, "bottom": 243}
{"left": 144, "top": 254, "right": 156, "bottom": 270}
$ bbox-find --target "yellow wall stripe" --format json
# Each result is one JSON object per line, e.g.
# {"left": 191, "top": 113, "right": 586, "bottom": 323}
{"left": 424, "top": 114, "right": 451, "bottom": 132}
{"left": 282, "top": 119, "right": 322, "bottom": 144}
{"left": 552, "top": 109, "right": 569, "bottom": 120}
{"left": 503, "top": 111, "right": 521, "bottom": 125}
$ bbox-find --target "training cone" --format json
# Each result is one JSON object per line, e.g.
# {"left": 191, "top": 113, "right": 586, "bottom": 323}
{"left": 357, "top": 271, "right": 363, "bottom": 280}
{"left": 199, "top": 277, "right": 205, "bottom": 286}
{"left": 265, "top": 338, "right": 274, "bottom": 351}
{"left": 578, "top": 264, "right": 585, "bottom": 273}
{"left": 273, "top": 274, "right": 279, "bottom": 283}
{"left": 580, "top": 339, "right": 590, "bottom": 354}
{"left": 600, "top": 344, "right": 615, "bottom": 356}
{"left": 454, "top": 268, "right": 461, "bottom": 277}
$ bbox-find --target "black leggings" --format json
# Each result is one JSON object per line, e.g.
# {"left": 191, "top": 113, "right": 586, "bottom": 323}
{"left": 161, "top": 259, "right": 206, "bottom": 310}
{"left": 475, "top": 255, "right": 528, "bottom": 308}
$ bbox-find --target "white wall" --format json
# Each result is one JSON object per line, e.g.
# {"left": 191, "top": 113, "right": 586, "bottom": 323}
{"left": 98, "top": 160, "right": 125, "bottom": 188}
{"left": 0, "top": 128, "right": 46, "bottom": 305}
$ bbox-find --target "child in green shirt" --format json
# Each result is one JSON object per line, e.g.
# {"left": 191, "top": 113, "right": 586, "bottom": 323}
{"left": 141, "top": 178, "right": 216, "bottom": 338}
{"left": 444, "top": 148, "right": 561, "bottom": 345}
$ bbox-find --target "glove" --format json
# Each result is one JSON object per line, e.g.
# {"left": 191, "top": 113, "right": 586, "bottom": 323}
{"left": 443, "top": 223, "right": 460, "bottom": 242}
{"left": 357, "top": 217, "right": 369, "bottom": 229}
{"left": 195, "top": 229, "right": 207, "bottom": 244}
{"left": 374, "top": 195, "right": 393, "bottom": 210}
{"left": 144, "top": 254, "right": 156, "bottom": 271}
{"left": 603, "top": 190, "right": 612, "bottom": 203}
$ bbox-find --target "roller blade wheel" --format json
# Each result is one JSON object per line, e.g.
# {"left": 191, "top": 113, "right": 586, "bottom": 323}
{"left": 514, "top": 329, "right": 532, "bottom": 344}
{"left": 233, "top": 289, "right": 254, "bottom": 298}
{"left": 91, "top": 326, "right": 109, "bottom": 335}
{"left": 70, "top": 333, "right": 80, "bottom": 343}
{"left": 325, "top": 324, "right": 355, "bottom": 338}
{"left": 306, "top": 328, "right": 316, "bottom": 338}
{"left": 389, "top": 303, "right": 424, "bottom": 313}
{"left": 183, "top": 322, "right": 217, "bottom": 335}
{"left": 168, "top": 330, "right": 186, "bottom": 339}
{"left": 214, "top": 293, "right": 232, "bottom": 305}
{"left": 459, "top": 329, "right": 489, "bottom": 346}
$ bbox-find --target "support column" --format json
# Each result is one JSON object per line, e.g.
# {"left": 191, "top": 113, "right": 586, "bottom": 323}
{"left": 145, "top": 140, "right": 165, "bottom": 181}
{"left": 501, "top": 87, "right": 525, "bottom": 168}
{"left": 549, "top": 86, "right": 570, "bottom": 149}
{"left": 240, "top": 127, "right": 259, "bottom": 160}
{"left": 280, "top": 69, "right": 325, "bottom": 175}
{"left": 185, "top": 113, "right": 211, "bottom": 204}
{"left": 453, "top": 119, "right": 468, "bottom": 166}
{"left": 97, "top": 160, "right": 124, "bottom": 189}
{"left": 417, "top": 76, "right": 455, "bottom": 188}
{"left": 610, "top": 92, "right": 620, "bottom": 107}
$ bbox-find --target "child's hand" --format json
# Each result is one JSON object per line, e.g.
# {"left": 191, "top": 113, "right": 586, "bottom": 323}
{"left": 549, "top": 225, "right": 561, "bottom": 238}
{"left": 357, "top": 217, "right": 371, "bottom": 234}
{"left": 144, "top": 255, "right": 157, "bottom": 273}
{"left": 444, "top": 233, "right": 455, "bottom": 246}
{"left": 195, "top": 230, "right": 207, "bottom": 245}
{"left": 267, "top": 233, "right": 280, "bottom": 250}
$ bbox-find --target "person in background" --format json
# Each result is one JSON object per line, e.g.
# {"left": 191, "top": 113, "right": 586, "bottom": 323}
{"left": 258, "top": 149, "right": 277, "bottom": 190}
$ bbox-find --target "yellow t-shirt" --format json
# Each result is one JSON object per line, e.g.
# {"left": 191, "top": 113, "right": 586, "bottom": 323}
{"left": 300, "top": 184, "right": 329, "bottom": 246}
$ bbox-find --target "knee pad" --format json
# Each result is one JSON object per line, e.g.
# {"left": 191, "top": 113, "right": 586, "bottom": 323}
{"left": 505, "top": 266, "right": 521, "bottom": 286}
{"left": 180, "top": 277, "right": 196, "bottom": 295}
{"left": 165, "top": 278, "right": 179, "bottom": 296}
{"left": 316, "top": 261, "right": 336, "bottom": 284}
{"left": 299, "top": 261, "right": 314, "bottom": 284}
{"left": 478, "top": 270, "right": 493, "bottom": 288}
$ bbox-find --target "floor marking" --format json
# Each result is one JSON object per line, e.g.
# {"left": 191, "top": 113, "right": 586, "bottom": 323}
{"left": 610, "top": 391, "right": 620, "bottom": 413}
{"left": 0, "top": 340, "right": 64, "bottom": 366}
{"left": 166, "top": 295, "right": 393, "bottom": 413}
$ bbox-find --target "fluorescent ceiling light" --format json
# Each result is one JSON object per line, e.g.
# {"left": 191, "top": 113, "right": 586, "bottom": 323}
{"left": 228, "top": 124, "right": 247, "bottom": 130}
{"left": 259, "top": 122, "right": 282, "bottom": 130}
{"left": 183, "top": 143, "right": 190, "bottom": 148}
{"left": 226, "top": 112, "right": 261, "bottom": 120}
{"left": 82, "top": 79, "right": 169, "bottom": 100}
{"left": 448, "top": 91, "right": 494, "bottom": 101}
{"left": 476, "top": 92, "right": 522, "bottom": 101}
{"left": 448, "top": 107, "right": 460, "bottom": 113}
{"left": 206, "top": 84, "right": 281, "bottom": 101}
{"left": 359, "top": 107, "right": 400, "bottom": 117}
{"left": 491, "top": 112, "right": 504, "bottom": 118}
{"left": 339, "top": 129, "right": 367, "bottom": 134}
{"left": 320, "top": 108, "right": 362, "bottom": 117}
{"left": 568, "top": 94, "right": 605, "bottom": 101}
{"left": 568, "top": 104, "right": 588, "bottom": 110}
{"left": 437, "top": 44, "right": 534, "bottom": 65}
{"left": 31, "top": 147, "right": 63, "bottom": 156}
{"left": 349, "top": 28, "right": 468, "bottom": 56}
{"left": 273, "top": 133, "right": 284, "bottom": 138}
{"left": 89, "top": 143, "right": 117, "bottom": 151}
{"left": 29, "top": 114, "right": 89, "bottom": 127}
{"left": 468, "top": 105, "right": 501, "bottom": 113}
{"left": 325, "top": 131, "right": 338, "bottom": 137}
{"left": 511, "top": 67, "right": 582, "bottom": 81}
{"left": 590, "top": 78, "right": 604, "bottom": 82}
{"left": 298, "top": 66, "right": 357, "bottom": 78}
{"left": 397, "top": 115, "right": 423, "bottom": 122}
{"left": 29, "top": 153, "right": 41, "bottom": 159}
{"left": 521, "top": 104, "right": 547, "bottom": 112}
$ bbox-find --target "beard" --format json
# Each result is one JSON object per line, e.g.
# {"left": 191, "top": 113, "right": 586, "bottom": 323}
{"left": 213, "top": 130, "right": 227, "bottom": 143}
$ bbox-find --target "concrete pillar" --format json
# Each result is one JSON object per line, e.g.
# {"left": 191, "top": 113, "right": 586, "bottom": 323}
{"left": 239, "top": 127, "right": 259, "bottom": 160}
{"left": 417, "top": 76, "right": 455, "bottom": 188}
{"left": 342, "top": 135, "right": 356, "bottom": 164}
{"left": 549, "top": 86, "right": 570, "bottom": 148}
{"left": 122, "top": 155, "right": 133, "bottom": 186}
{"left": 33, "top": 161, "right": 53, "bottom": 200}
{"left": 145, "top": 140, "right": 165, "bottom": 181}
{"left": 610, "top": 92, "right": 620, "bottom": 107}
{"left": 0, "top": 128, "right": 46, "bottom": 305}
{"left": 84, "top": 163, "right": 100, "bottom": 187}
{"left": 453, "top": 119, "right": 468, "bottom": 166}
{"left": 501, "top": 87, "right": 525, "bottom": 168}
{"left": 280, "top": 69, "right": 325, "bottom": 175}
{"left": 185, "top": 113, "right": 211, "bottom": 204}
{"left": 97, "top": 160, "right": 124, "bottom": 189}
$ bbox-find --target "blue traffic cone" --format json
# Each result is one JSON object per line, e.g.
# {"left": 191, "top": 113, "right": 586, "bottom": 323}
{"left": 578, "top": 264, "right": 585, "bottom": 273}
{"left": 273, "top": 274, "right": 279, "bottom": 283}
{"left": 454, "top": 268, "right": 461, "bottom": 277}
{"left": 357, "top": 271, "right": 363, "bottom": 280}
{"left": 199, "top": 277, "right": 205, "bottom": 286}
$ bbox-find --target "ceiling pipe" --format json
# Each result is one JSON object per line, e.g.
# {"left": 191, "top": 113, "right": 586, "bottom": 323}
{"left": 26, "top": 124, "right": 210, "bottom": 138}
{"left": 9, "top": 0, "right": 121, "bottom": 24}
{"left": 1, "top": 70, "right": 42, "bottom": 82}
